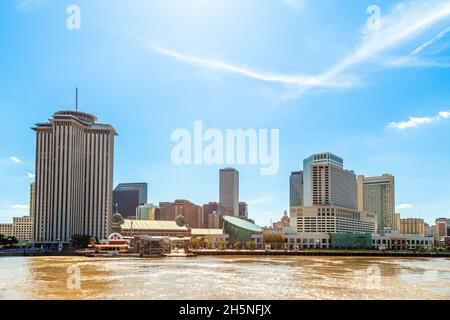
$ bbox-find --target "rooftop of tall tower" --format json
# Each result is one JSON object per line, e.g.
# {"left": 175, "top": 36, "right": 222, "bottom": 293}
{"left": 53, "top": 110, "right": 98, "bottom": 123}
{"left": 303, "top": 152, "right": 344, "bottom": 168}
{"left": 33, "top": 110, "right": 118, "bottom": 136}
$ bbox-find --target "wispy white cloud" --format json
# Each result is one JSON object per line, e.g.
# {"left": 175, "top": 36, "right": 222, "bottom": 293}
{"left": 146, "top": 0, "right": 450, "bottom": 97}
{"left": 313, "top": 0, "right": 450, "bottom": 92}
{"left": 379, "top": 55, "right": 450, "bottom": 68}
{"left": 411, "top": 25, "right": 450, "bottom": 55}
{"left": 152, "top": 45, "right": 355, "bottom": 89}
{"left": 388, "top": 110, "right": 450, "bottom": 130}
{"left": 10, "top": 156, "right": 22, "bottom": 163}
{"left": 396, "top": 204, "right": 414, "bottom": 209}
{"left": 26, "top": 172, "right": 35, "bottom": 179}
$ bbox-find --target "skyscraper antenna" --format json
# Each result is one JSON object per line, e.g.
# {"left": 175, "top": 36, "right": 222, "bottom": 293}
{"left": 75, "top": 87, "right": 78, "bottom": 111}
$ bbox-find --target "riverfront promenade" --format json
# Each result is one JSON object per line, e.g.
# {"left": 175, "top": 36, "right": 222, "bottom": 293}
{"left": 1, "top": 248, "right": 449, "bottom": 258}
{"left": 192, "top": 249, "right": 450, "bottom": 258}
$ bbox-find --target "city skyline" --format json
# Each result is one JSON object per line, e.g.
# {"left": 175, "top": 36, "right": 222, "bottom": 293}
{"left": 1, "top": 0, "right": 450, "bottom": 226}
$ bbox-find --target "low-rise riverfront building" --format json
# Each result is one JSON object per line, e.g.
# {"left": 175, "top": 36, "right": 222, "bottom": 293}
{"left": 330, "top": 233, "right": 372, "bottom": 249}
{"left": 191, "top": 228, "right": 228, "bottom": 248}
{"left": 223, "top": 215, "right": 262, "bottom": 244}
{"left": 120, "top": 219, "right": 190, "bottom": 238}
{"left": 252, "top": 228, "right": 330, "bottom": 250}
{"left": 373, "top": 230, "right": 433, "bottom": 250}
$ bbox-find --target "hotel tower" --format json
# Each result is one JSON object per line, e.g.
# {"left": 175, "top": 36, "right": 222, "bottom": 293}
{"left": 33, "top": 111, "right": 117, "bottom": 244}
{"left": 293, "top": 153, "right": 377, "bottom": 234}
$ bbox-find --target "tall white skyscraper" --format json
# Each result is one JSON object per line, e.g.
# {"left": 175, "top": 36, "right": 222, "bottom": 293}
{"left": 303, "top": 153, "right": 357, "bottom": 209}
{"left": 219, "top": 168, "right": 239, "bottom": 217}
{"left": 295, "top": 153, "right": 376, "bottom": 234}
{"left": 33, "top": 111, "right": 117, "bottom": 243}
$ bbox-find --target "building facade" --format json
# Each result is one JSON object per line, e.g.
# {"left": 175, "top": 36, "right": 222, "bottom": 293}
{"left": 400, "top": 218, "right": 425, "bottom": 236}
{"left": 239, "top": 202, "right": 248, "bottom": 219}
{"left": 373, "top": 231, "right": 433, "bottom": 250}
{"left": 136, "top": 203, "right": 158, "bottom": 220}
{"left": 113, "top": 183, "right": 148, "bottom": 218}
{"left": 294, "top": 153, "right": 375, "bottom": 234}
{"left": 424, "top": 223, "right": 437, "bottom": 238}
{"left": 273, "top": 210, "right": 290, "bottom": 231}
{"left": 0, "top": 217, "right": 34, "bottom": 241}
{"left": 208, "top": 211, "right": 223, "bottom": 229}
{"left": 295, "top": 205, "right": 377, "bottom": 234}
{"left": 120, "top": 220, "right": 190, "bottom": 238}
{"left": 219, "top": 168, "right": 239, "bottom": 216}
{"left": 290, "top": 171, "right": 303, "bottom": 207}
{"left": 394, "top": 213, "right": 401, "bottom": 231}
{"left": 252, "top": 230, "right": 330, "bottom": 250}
{"left": 223, "top": 215, "right": 262, "bottom": 244}
{"left": 0, "top": 223, "right": 13, "bottom": 237}
{"left": 33, "top": 111, "right": 117, "bottom": 244}
{"left": 357, "top": 174, "right": 395, "bottom": 231}
{"left": 159, "top": 200, "right": 204, "bottom": 228}
{"left": 303, "top": 153, "right": 356, "bottom": 209}
{"left": 436, "top": 218, "right": 450, "bottom": 238}
{"left": 29, "top": 182, "right": 36, "bottom": 220}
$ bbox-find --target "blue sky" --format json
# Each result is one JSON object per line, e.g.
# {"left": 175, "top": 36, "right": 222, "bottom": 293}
{"left": 1, "top": 0, "right": 450, "bottom": 226}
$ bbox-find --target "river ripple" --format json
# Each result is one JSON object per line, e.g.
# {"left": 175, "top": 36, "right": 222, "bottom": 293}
{"left": 0, "top": 256, "right": 448, "bottom": 300}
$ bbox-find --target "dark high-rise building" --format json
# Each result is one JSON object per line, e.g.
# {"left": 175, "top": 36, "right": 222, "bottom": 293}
{"left": 290, "top": 171, "right": 303, "bottom": 207}
{"left": 113, "top": 183, "right": 148, "bottom": 218}
{"left": 33, "top": 111, "right": 117, "bottom": 243}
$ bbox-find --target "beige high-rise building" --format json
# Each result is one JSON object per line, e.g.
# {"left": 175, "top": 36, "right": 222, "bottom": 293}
{"left": 33, "top": 111, "right": 117, "bottom": 244}
{"left": 400, "top": 218, "right": 425, "bottom": 236}
{"left": 29, "top": 182, "right": 36, "bottom": 220}
{"left": 357, "top": 174, "right": 395, "bottom": 231}
{"left": 394, "top": 213, "right": 401, "bottom": 231}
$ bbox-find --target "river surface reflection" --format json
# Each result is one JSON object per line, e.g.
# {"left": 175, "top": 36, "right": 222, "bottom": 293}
{"left": 0, "top": 256, "right": 449, "bottom": 300}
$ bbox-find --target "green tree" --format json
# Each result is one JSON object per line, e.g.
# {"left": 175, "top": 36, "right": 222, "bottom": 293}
{"left": 246, "top": 241, "right": 256, "bottom": 250}
{"left": 7, "top": 236, "right": 18, "bottom": 247}
{"left": 189, "top": 236, "right": 200, "bottom": 249}
{"left": 219, "top": 240, "right": 228, "bottom": 250}
{"left": 71, "top": 234, "right": 95, "bottom": 248}
{"left": 0, "top": 234, "right": 6, "bottom": 247}
{"left": 263, "top": 231, "right": 284, "bottom": 244}
{"left": 233, "top": 241, "right": 242, "bottom": 250}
